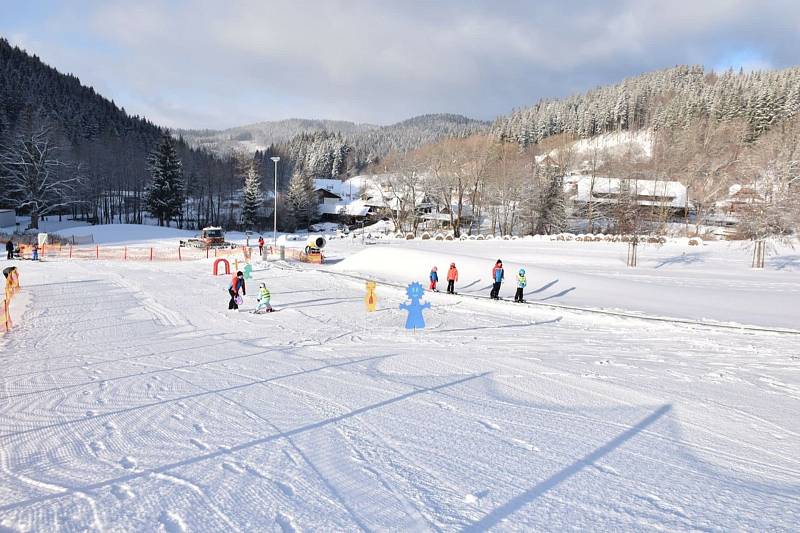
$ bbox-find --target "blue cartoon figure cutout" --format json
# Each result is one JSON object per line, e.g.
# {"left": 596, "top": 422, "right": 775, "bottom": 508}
{"left": 399, "top": 282, "right": 431, "bottom": 330}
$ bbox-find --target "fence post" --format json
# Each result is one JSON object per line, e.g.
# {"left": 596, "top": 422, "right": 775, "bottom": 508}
{"left": 124, "top": 246, "right": 127, "bottom": 260}
{"left": 96, "top": 244, "right": 99, "bottom": 259}
{"left": 69, "top": 245, "right": 73, "bottom": 259}
{"left": 206, "top": 247, "right": 209, "bottom": 259}
{"left": 150, "top": 247, "right": 154, "bottom": 261}
{"left": 178, "top": 246, "right": 182, "bottom": 261}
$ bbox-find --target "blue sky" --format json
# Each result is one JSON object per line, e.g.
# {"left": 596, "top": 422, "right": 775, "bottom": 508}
{"left": 2, "top": 0, "right": 799, "bottom": 129}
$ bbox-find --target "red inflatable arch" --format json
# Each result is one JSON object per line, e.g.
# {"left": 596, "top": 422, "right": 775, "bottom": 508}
{"left": 213, "top": 258, "right": 231, "bottom": 276}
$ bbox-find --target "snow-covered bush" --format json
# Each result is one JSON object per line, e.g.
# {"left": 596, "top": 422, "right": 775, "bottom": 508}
{"left": 421, "top": 232, "right": 431, "bottom": 240}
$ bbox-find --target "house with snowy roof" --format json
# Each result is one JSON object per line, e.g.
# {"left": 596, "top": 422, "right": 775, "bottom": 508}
{"left": 565, "top": 175, "right": 689, "bottom": 214}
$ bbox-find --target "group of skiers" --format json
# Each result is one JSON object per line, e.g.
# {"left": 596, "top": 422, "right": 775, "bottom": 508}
{"left": 227, "top": 256, "right": 530, "bottom": 313}
{"left": 428, "top": 262, "right": 459, "bottom": 294}
{"left": 227, "top": 270, "right": 273, "bottom": 313}
{"left": 4, "top": 240, "right": 38, "bottom": 261}
{"left": 430, "top": 259, "right": 528, "bottom": 302}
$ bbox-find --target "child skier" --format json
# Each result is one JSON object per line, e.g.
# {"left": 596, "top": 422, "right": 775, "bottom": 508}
{"left": 429, "top": 266, "right": 439, "bottom": 292}
{"left": 515, "top": 268, "right": 527, "bottom": 302}
{"left": 254, "top": 282, "right": 273, "bottom": 313}
{"left": 490, "top": 259, "right": 504, "bottom": 299}
{"left": 446, "top": 262, "right": 458, "bottom": 294}
{"left": 228, "top": 271, "right": 246, "bottom": 310}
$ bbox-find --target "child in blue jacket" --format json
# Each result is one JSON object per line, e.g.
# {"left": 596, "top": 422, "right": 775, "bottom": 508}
{"left": 429, "top": 266, "right": 439, "bottom": 292}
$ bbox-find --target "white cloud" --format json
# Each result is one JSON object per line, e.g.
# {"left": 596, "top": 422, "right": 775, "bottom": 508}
{"left": 4, "top": 0, "right": 800, "bottom": 128}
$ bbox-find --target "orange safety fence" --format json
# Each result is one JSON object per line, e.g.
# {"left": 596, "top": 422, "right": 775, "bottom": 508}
{"left": 1, "top": 268, "right": 21, "bottom": 333}
{"left": 32, "top": 244, "right": 256, "bottom": 262}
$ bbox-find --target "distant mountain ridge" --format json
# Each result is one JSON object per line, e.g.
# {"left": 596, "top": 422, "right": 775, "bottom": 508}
{"left": 177, "top": 113, "right": 490, "bottom": 163}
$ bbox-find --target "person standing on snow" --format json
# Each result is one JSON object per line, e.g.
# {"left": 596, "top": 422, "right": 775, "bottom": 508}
{"left": 446, "top": 262, "right": 458, "bottom": 294}
{"left": 490, "top": 259, "right": 504, "bottom": 299}
{"left": 258, "top": 235, "right": 265, "bottom": 256}
{"left": 255, "top": 282, "right": 273, "bottom": 313}
{"left": 515, "top": 268, "right": 527, "bottom": 302}
{"left": 429, "top": 266, "right": 439, "bottom": 292}
{"left": 5, "top": 240, "right": 13, "bottom": 260}
{"left": 228, "top": 271, "right": 246, "bottom": 310}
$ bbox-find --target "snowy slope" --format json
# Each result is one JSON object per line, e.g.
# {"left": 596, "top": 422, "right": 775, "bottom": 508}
{"left": 328, "top": 239, "right": 800, "bottom": 329}
{"left": 0, "top": 239, "right": 798, "bottom": 531}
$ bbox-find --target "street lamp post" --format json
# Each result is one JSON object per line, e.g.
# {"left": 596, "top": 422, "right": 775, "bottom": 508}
{"left": 270, "top": 157, "right": 280, "bottom": 249}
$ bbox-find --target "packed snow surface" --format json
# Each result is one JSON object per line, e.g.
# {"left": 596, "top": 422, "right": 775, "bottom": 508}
{"left": 1, "top": 234, "right": 798, "bottom": 531}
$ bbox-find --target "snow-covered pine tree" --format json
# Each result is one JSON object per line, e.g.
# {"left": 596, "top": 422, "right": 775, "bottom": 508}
{"left": 286, "top": 171, "right": 317, "bottom": 230}
{"left": 241, "top": 159, "right": 263, "bottom": 230}
{"left": 535, "top": 169, "right": 567, "bottom": 234}
{"left": 145, "top": 134, "right": 184, "bottom": 227}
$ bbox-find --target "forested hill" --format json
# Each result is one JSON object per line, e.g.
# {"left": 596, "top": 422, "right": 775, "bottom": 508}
{"left": 494, "top": 65, "right": 800, "bottom": 146}
{"left": 0, "top": 37, "right": 232, "bottom": 220}
{"left": 178, "top": 113, "right": 489, "bottom": 169}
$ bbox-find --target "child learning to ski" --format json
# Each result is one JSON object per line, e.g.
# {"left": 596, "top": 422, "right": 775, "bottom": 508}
{"left": 446, "top": 262, "right": 458, "bottom": 294}
{"left": 429, "top": 266, "right": 439, "bottom": 291}
{"left": 255, "top": 282, "right": 273, "bottom": 313}
{"left": 515, "top": 268, "right": 527, "bottom": 302}
{"left": 490, "top": 259, "right": 504, "bottom": 299}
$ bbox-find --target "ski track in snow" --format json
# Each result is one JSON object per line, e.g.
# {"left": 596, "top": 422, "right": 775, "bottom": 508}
{"left": 0, "top": 248, "right": 798, "bottom": 531}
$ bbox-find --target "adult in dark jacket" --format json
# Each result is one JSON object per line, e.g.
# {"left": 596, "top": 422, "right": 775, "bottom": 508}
{"left": 490, "top": 259, "right": 504, "bottom": 299}
{"left": 228, "top": 271, "right": 246, "bottom": 310}
{"left": 5, "top": 240, "right": 13, "bottom": 260}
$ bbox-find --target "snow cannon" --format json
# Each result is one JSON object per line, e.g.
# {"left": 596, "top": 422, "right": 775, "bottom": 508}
{"left": 302, "top": 235, "right": 326, "bottom": 264}
{"left": 305, "top": 235, "right": 327, "bottom": 251}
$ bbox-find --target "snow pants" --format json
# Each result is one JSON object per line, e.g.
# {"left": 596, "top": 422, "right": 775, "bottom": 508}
{"left": 429, "top": 280, "right": 437, "bottom": 291}
{"left": 447, "top": 280, "right": 455, "bottom": 294}
{"left": 228, "top": 289, "right": 239, "bottom": 310}
{"left": 514, "top": 287, "right": 524, "bottom": 302}
{"left": 490, "top": 282, "right": 502, "bottom": 299}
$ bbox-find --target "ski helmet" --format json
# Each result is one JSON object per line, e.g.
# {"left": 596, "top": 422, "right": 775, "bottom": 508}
{"left": 519, "top": 268, "right": 525, "bottom": 275}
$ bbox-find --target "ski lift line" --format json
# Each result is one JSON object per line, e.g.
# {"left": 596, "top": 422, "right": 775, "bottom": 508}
{"left": 275, "top": 264, "right": 800, "bottom": 337}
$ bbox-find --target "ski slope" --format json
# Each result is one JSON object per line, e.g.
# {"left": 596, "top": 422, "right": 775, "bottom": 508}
{"left": 1, "top": 237, "right": 798, "bottom": 531}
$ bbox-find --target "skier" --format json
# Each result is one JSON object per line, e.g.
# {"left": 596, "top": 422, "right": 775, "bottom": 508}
{"left": 515, "top": 268, "right": 527, "bottom": 302}
{"left": 429, "top": 266, "right": 439, "bottom": 292}
{"left": 258, "top": 235, "right": 265, "bottom": 256}
{"left": 490, "top": 259, "right": 504, "bottom": 300}
{"left": 254, "top": 282, "right": 273, "bottom": 313}
{"left": 5, "top": 240, "right": 13, "bottom": 260}
{"left": 446, "top": 262, "right": 458, "bottom": 294}
{"left": 228, "top": 270, "right": 246, "bottom": 310}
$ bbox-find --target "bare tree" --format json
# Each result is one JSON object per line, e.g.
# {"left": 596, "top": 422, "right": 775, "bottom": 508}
{"left": 0, "top": 127, "right": 84, "bottom": 229}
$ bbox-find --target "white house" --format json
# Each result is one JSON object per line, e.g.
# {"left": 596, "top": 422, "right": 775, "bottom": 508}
{"left": 565, "top": 175, "right": 689, "bottom": 211}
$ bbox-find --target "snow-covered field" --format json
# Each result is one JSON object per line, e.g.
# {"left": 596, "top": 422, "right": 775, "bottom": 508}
{"left": 1, "top": 232, "right": 798, "bottom": 531}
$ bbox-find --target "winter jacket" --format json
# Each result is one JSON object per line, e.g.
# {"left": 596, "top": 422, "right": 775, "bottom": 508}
{"left": 492, "top": 265, "right": 504, "bottom": 283}
{"left": 517, "top": 273, "right": 527, "bottom": 288}
{"left": 447, "top": 266, "right": 458, "bottom": 281}
{"left": 5, "top": 241, "right": 12, "bottom": 252}
{"left": 258, "top": 286, "right": 271, "bottom": 303}
{"left": 429, "top": 270, "right": 439, "bottom": 282}
{"left": 230, "top": 275, "right": 246, "bottom": 295}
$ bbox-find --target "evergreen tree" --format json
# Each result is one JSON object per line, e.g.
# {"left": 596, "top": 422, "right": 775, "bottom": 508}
{"left": 145, "top": 134, "right": 184, "bottom": 226}
{"left": 241, "top": 159, "right": 263, "bottom": 230}
{"left": 286, "top": 171, "right": 317, "bottom": 229}
{"left": 535, "top": 170, "right": 567, "bottom": 234}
